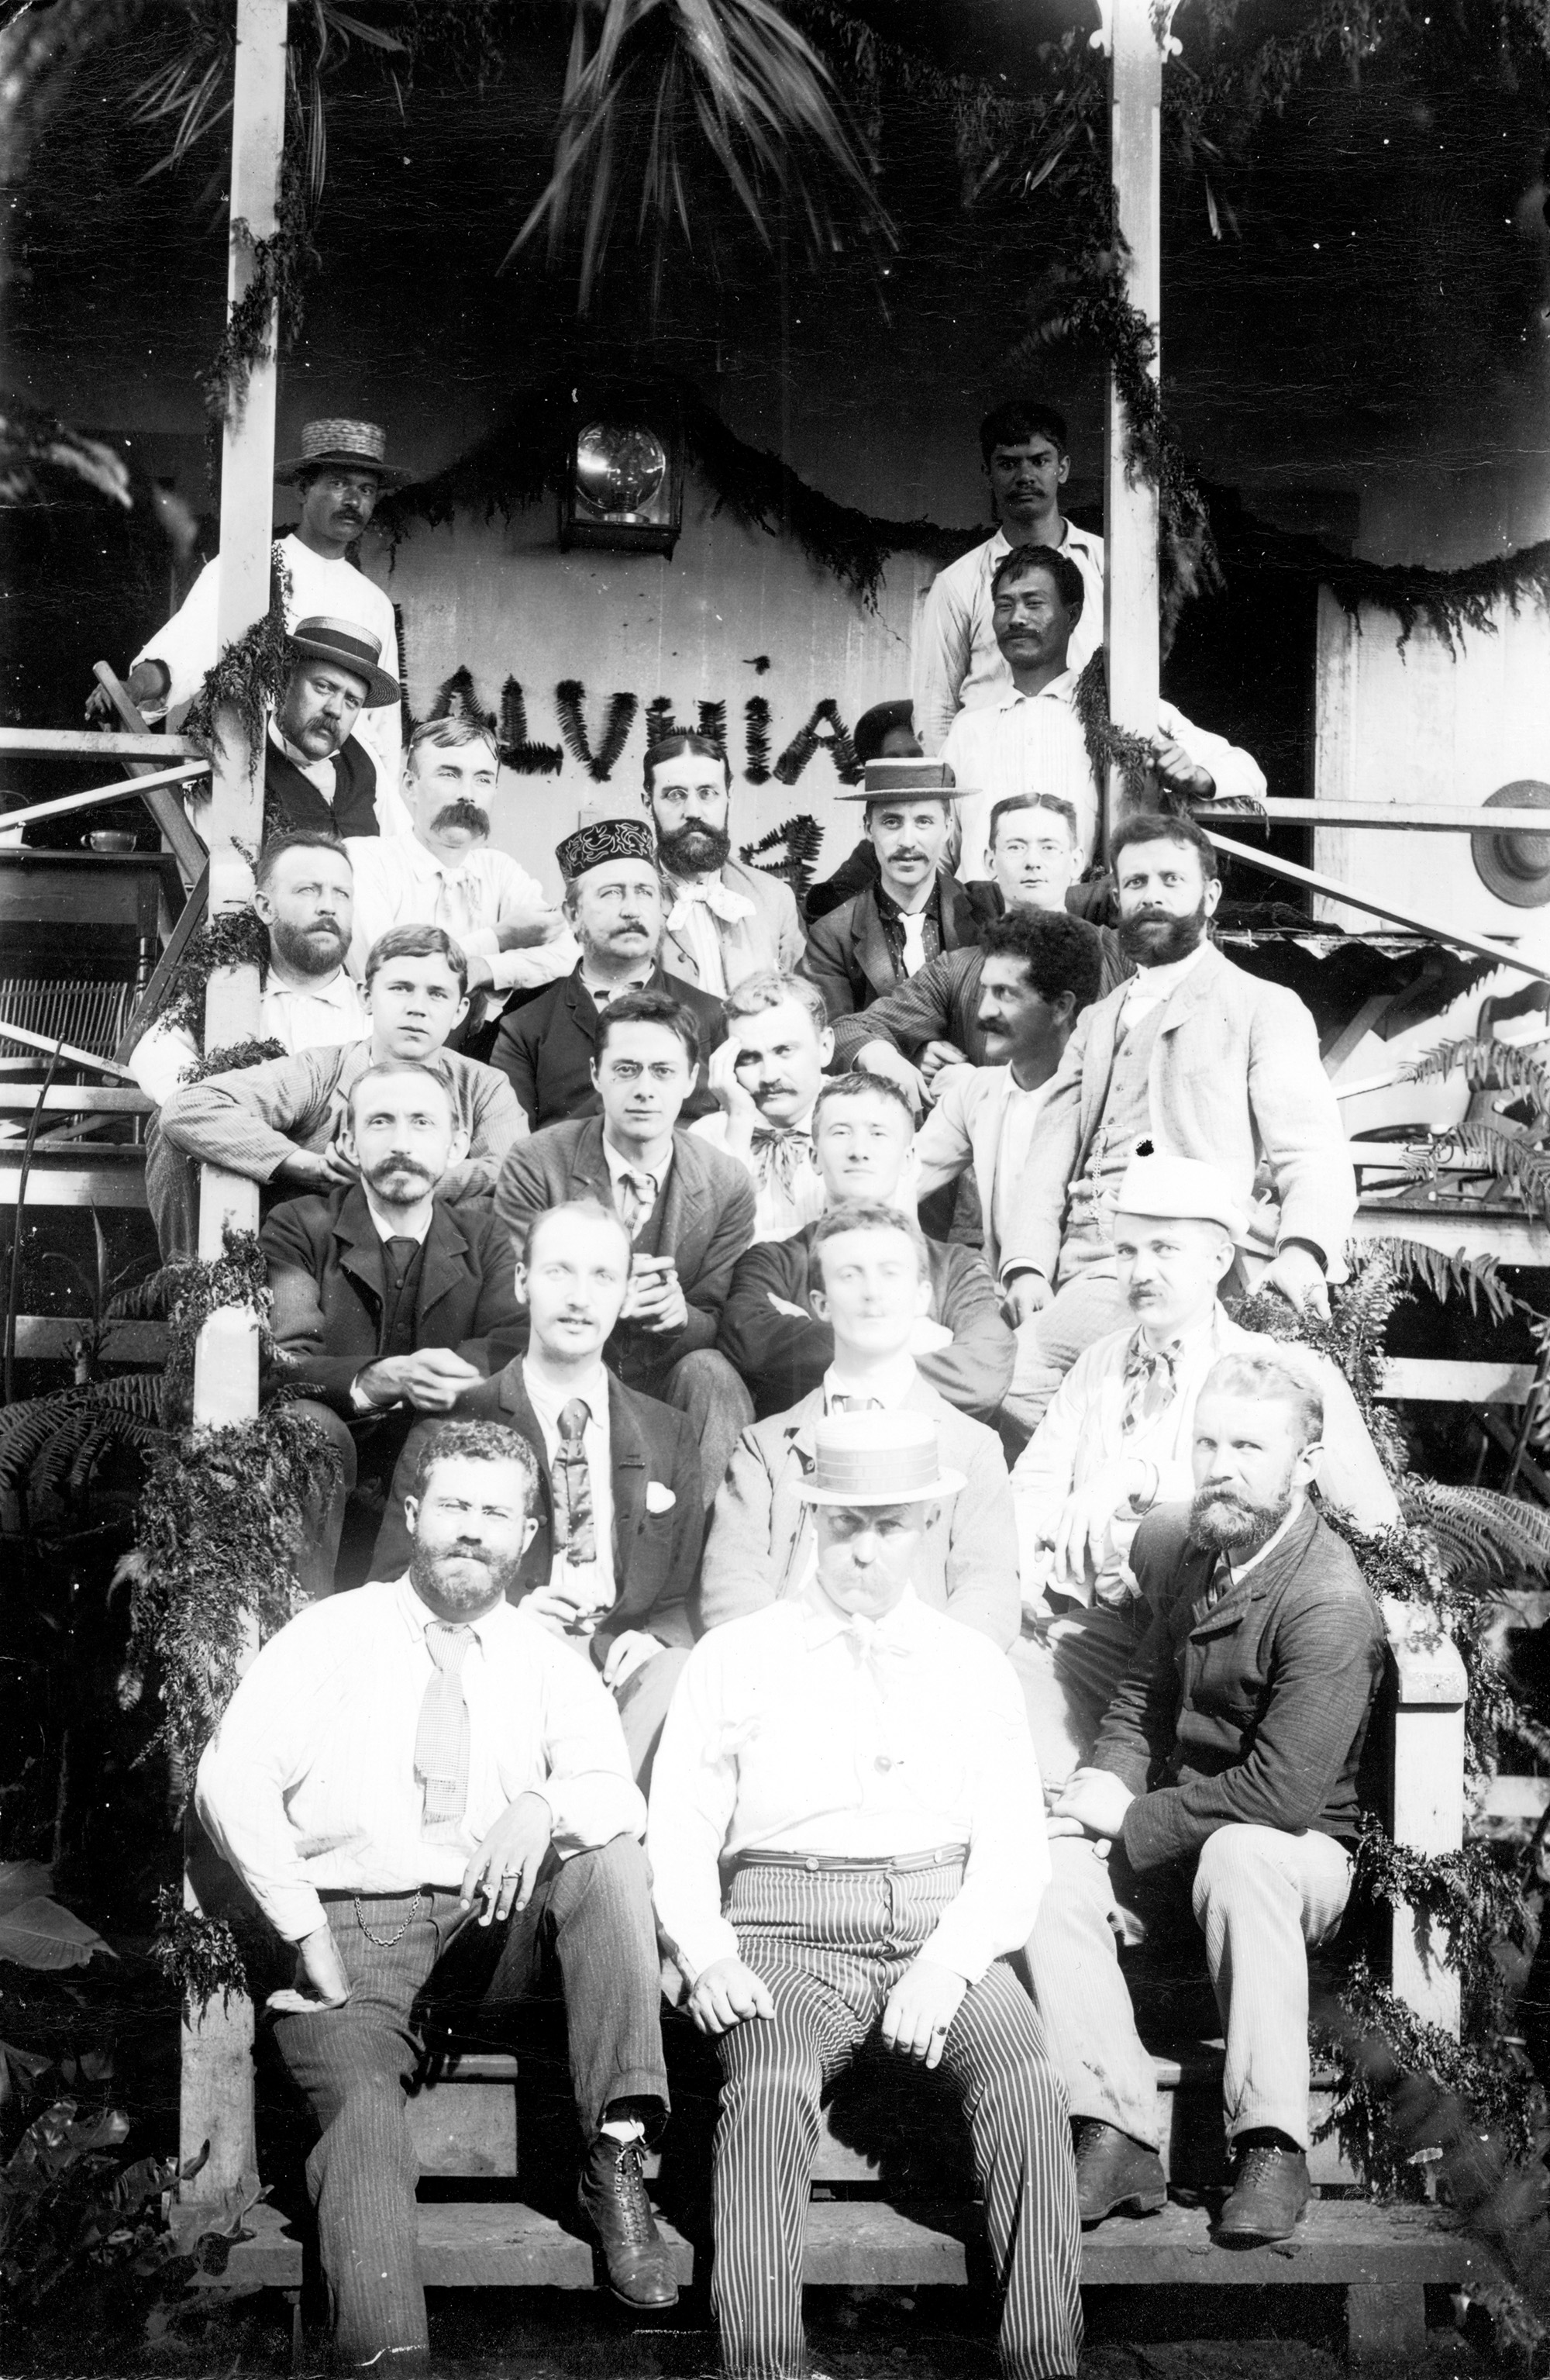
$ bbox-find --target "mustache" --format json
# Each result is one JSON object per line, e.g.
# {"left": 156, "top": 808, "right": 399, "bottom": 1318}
{"left": 432, "top": 799, "right": 489, "bottom": 836}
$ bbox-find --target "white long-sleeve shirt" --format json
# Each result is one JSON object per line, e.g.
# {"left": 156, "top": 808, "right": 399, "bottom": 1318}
{"left": 940, "top": 670, "right": 1267, "bottom": 872}
{"left": 129, "top": 965, "right": 367, "bottom": 1106}
{"left": 344, "top": 835, "right": 579, "bottom": 1023}
{"left": 646, "top": 1579, "right": 1049, "bottom": 1986}
{"left": 195, "top": 1574, "right": 645, "bottom": 1943}
{"left": 914, "top": 523, "right": 1106, "bottom": 756}
{"left": 134, "top": 533, "right": 409, "bottom": 829}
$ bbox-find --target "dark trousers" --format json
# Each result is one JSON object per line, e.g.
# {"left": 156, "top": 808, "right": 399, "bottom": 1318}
{"left": 270, "top": 1834, "right": 668, "bottom": 2364}
{"left": 712, "top": 1855, "right": 1081, "bottom": 2380}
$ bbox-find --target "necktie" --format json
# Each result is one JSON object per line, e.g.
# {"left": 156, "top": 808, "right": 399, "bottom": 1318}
{"left": 415, "top": 1623, "right": 474, "bottom": 1835}
{"left": 385, "top": 1234, "right": 419, "bottom": 1270}
{"left": 435, "top": 867, "right": 482, "bottom": 947}
{"left": 831, "top": 1394, "right": 883, "bottom": 1413}
{"left": 615, "top": 1168, "right": 657, "bottom": 1237}
{"left": 750, "top": 1126, "right": 811, "bottom": 1204}
{"left": 1121, "top": 1335, "right": 1181, "bottom": 1433}
{"left": 900, "top": 912, "right": 929, "bottom": 975}
{"left": 553, "top": 1399, "right": 598, "bottom": 1565}
{"left": 842, "top": 1610, "right": 908, "bottom": 1691}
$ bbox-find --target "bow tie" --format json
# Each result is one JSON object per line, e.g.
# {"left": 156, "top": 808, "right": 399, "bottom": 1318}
{"left": 667, "top": 878, "right": 756, "bottom": 929}
{"left": 1121, "top": 1333, "right": 1182, "bottom": 1432}
{"left": 841, "top": 1609, "right": 911, "bottom": 1685}
{"left": 749, "top": 1125, "right": 811, "bottom": 1196}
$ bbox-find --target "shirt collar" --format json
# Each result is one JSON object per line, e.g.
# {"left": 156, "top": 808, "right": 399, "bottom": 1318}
{"left": 405, "top": 834, "right": 480, "bottom": 885}
{"left": 266, "top": 965, "right": 356, "bottom": 1009}
{"left": 996, "top": 667, "right": 1078, "bottom": 712}
{"left": 796, "top": 1574, "right": 928, "bottom": 1654}
{"left": 874, "top": 878, "right": 941, "bottom": 928}
{"left": 601, "top": 1132, "right": 669, "bottom": 1193}
{"left": 363, "top": 1192, "right": 433, "bottom": 1247}
{"left": 823, "top": 1350, "right": 918, "bottom": 1411}
{"left": 268, "top": 718, "right": 338, "bottom": 782}
{"left": 1130, "top": 1303, "right": 1221, "bottom": 1365}
{"left": 1127, "top": 941, "right": 1210, "bottom": 1000}
{"left": 1226, "top": 1499, "right": 1304, "bottom": 1589}
{"left": 391, "top": 1571, "right": 503, "bottom": 1653}
{"left": 522, "top": 1357, "right": 610, "bottom": 1432}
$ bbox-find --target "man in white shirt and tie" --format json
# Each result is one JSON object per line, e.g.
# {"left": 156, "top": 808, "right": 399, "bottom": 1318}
{"left": 649, "top": 1408, "right": 1081, "bottom": 2380}
{"left": 129, "top": 831, "right": 367, "bottom": 1107}
{"left": 692, "top": 971, "right": 833, "bottom": 1242}
{"left": 643, "top": 730, "right": 805, "bottom": 995}
{"left": 940, "top": 546, "right": 1266, "bottom": 871}
{"left": 347, "top": 715, "right": 577, "bottom": 1044}
{"left": 913, "top": 398, "right": 1104, "bottom": 754}
{"left": 195, "top": 1419, "right": 678, "bottom": 2366}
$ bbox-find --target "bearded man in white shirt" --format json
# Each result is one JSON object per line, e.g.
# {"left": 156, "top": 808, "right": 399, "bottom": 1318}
{"left": 129, "top": 831, "right": 366, "bottom": 1108}
{"left": 914, "top": 398, "right": 1105, "bottom": 754}
{"left": 644, "top": 731, "right": 806, "bottom": 995}
{"left": 195, "top": 1419, "right": 678, "bottom": 2367}
{"left": 92, "top": 417, "right": 409, "bottom": 811}
{"left": 1011, "top": 1152, "right": 1400, "bottom": 1785}
{"left": 650, "top": 1409, "right": 1081, "bottom": 2380}
{"left": 940, "top": 547, "right": 1266, "bottom": 870}
{"left": 347, "top": 716, "right": 577, "bottom": 1047}
{"left": 692, "top": 970, "right": 834, "bottom": 1243}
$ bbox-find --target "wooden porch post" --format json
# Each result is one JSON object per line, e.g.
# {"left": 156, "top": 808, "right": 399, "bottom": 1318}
{"left": 1100, "top": 0, "right": 1173, "bottom": 843}
{"left": 178, "top": 0, "right": 288, "bottom": 2213}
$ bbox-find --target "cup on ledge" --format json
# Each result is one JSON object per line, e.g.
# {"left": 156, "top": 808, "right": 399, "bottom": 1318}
{"left": 87, "top": 831, "right": 136, "bottom": 854}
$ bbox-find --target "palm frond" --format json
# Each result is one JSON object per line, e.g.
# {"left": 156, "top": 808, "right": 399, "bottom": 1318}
{"left": 1359, "top": 1234, "right": 1525, "bottom": 1326}
{"left": 1403, "top": 1036, "right": 1550, "bottom": 1100}
{"left": 0, "top": 1375, "right": 166, "bottom": 1501}
{"left": 509, "top": 0, "right": 890, "bottom": 305}
{"left": 1407, "top": 1122, "right": 1550, "bottom": 1223}
{"left": 1401, "top": 1478, "right": 1550, "bottom": 1584}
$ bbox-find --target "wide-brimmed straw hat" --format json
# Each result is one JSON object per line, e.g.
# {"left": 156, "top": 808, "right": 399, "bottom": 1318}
{"left": 275, "top": 418, "right": 408, "bottom": 485}
{"left": 1472, "top": 781, "right": 1550, "bottom": 911}
{"left": 288, "top": 616, "right": 401, "bottom": 711}
{"left": 799, "top": 1411, "right": 966, "bottom": 1506}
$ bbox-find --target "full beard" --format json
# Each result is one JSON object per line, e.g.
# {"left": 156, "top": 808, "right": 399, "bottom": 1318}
{"left": 1188, "top": 1484, "right": 1292, "bottom": 1555}
{"left": 432, "top": 799, "right": 490, "bottom": 838}
{"left": 658, "top": 821, "right": 732, "bottom": 877}
{"left": 270, "top": 917, "right": 349, "bottom": 978}
{"left": 410, "top": 1544, "right": 522, "bottom": 1612}
{"left": 1118, "top": 899, "right": 1208, "bottom": 967}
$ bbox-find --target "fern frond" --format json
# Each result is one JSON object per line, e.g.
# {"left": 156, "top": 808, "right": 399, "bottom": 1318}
{"left": 0, "top": 1376, "right": 167, "bottom": 1499}
{"left": 1403, "top": 1037, "right": 1550, "bottom": 1100}
{"left": 1401, "top": 1478, "right": 1550, "bottom": 1582}
{"left": 1409, "top": 1123, "right": 1550, "bottom": 1222}
{"left": 1360, "top": 1235, "right": 1525, "bottom": 1326}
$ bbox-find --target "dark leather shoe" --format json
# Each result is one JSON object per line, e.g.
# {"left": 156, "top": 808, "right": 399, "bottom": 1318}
{"left": 1073, "top": 2118, "right": 1167, "bottom": 2224}
{"left": 1216, "top": 2143, "right": 1311, "bottom": 2244}
{"left": 577, "top": 2133, "right": 679, "bottom": 2309}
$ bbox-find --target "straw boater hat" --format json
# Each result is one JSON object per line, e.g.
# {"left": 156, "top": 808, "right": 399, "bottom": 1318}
{"left": 835, "top": 757, "right": 978, "bottom": 804}
{"left": 556, "top": 819, "right": 657, "bottom": 879}
{"left": 288, "top": 617, "right": 401, "bottom": 711}
{"left": 275, "top": 418, "right": 408, "bottom": 485}
{"left": 798, "top": 1411, "right": 966, "bottom": 1506}
{"left": 1472, "top": 781, "right": 1550, "bottom": 910}
{"left": 1114, "top": 1148, "right": 1250, "bottom": 1243}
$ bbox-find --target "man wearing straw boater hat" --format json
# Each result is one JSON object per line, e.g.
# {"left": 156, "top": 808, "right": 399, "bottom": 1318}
{"left": 91, "top": 416, "right": 411, "bottom": 823}
{"left": 263, "top": 615, "right": 403, "bottom": 841}
{"left": 798, "top": 757, "right": 983, "bottom": 1023}
{"left": 649, "top": 1406, "right": 1082, "bottom": 2380}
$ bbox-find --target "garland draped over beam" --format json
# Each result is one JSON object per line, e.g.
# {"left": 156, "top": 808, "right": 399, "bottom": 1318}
{"left": 375, "top": 374, "right": 1550, "bottom": 650}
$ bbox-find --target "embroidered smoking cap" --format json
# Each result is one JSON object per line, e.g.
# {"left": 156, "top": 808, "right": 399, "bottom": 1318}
{"left": 275, "top": 418, "right": 408, "bottom": 485}
{"left": 1472, "top": 781, "right": 1550, "bottom": 910}
{"left": 799, "top": 1411, "right": 966, "bottom": 1506}
{"left": 1115, "top": 1148, "right": 1249, "bottom": 1242}
{"left": 835, "top": 756, "right": 979, "bottom": 805}
{"left": 556, "top": 818, "right": 659, "bottom": 880}
{"left": 288, "top": 617, "right": 401, "bottom": 711}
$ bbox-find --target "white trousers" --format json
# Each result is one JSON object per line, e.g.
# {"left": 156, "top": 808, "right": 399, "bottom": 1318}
{"left": 1026, "top": 1823, "right": 1354, "bottom": 2149}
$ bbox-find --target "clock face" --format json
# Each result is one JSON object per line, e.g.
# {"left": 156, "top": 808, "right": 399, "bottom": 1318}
{"left": 574, "top": 421, "right": 668, "bottom": 518}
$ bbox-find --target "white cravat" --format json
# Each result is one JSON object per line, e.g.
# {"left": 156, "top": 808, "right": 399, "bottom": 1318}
{"left": 666, "top": 875, "right": 756, "bottom": 998}
{"left": 900, "top": 912, "right": 929, "bottom": 975}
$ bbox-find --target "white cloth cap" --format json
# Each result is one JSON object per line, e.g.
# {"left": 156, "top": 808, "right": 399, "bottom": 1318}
{"left": 1114, "top": 1150, "right": 1249, "bottom": 1242}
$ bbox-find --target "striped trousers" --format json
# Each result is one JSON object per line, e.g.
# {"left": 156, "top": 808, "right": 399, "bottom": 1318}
{"left": 712, "top": 1853, "right": 1082, "bottom": 2380}
{"left": 270, "top": 1834, "right": 667, "bottom": 2365}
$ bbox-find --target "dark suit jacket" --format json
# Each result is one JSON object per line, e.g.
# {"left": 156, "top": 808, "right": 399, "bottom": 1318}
{"left": 1093, "top": 1499, "right": 1386, "bottom": 1873}
{"left": 716, "top": 1224, "right": 1013, "bottom": 1423}
{"left": 831, "top": 912, "right": 1129, "bottom": 1073}
{"left": 374, "top": 1361, "right": 704, "bottom": 1666}
{"left": 260, "top": 1184, "right": 522, "bottom": 1412}
{"left": 799, "top": 875, "right": 983, "bottom": 1024}
{"left": 489, "top": 963, "right": 725, "bottom": 1131}
{"left": 489, "top": 1118, "right": 756, "bottom": 1393}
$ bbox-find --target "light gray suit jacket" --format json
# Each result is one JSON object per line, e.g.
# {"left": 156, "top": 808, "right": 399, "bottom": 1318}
{"left": 660, "top": 854, "right": 806, "bottom": 988}
{"left": 999, "top": 941, "right": 1354, "bottom": 1283}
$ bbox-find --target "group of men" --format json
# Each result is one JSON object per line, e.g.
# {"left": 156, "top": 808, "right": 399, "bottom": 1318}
{"left": 107, "top": 401, "right": 1404, "bottom": 2380}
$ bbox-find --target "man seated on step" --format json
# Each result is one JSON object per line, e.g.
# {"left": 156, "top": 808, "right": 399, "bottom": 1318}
{"left": 196, "top": 1419, "right": 679, "bottom": 2371}
{"left": 129, "top": 832, "right": 365, "bottom": 1109}
{"left": 911, "top": 909, "right": 1103, "bottom": 1293}
{"left": 698, "top": 1202, "right": 1019, "bottom": 1649}
{"left": 1011, "top": 1152, "right": 1400, "bottom": 1788}
{"left": 1025, "top": 1352, "right": 1386, "bottom": 2246}
{"left": 490, "top": 819, "right": 725, "bottom": 1130}
{"left": 373, "top": 1199, "right": 704, "bottom": 1784}
{"left": 831, "top": 794, "right": 1125, "bottom": 1108}
{"left": 153, "top": 925, "right": 522, "bottom": 1258}
{"left": 260, "top": 1060, "right": 522, "bottom": 1596}
{"left": 346, "top": 716, "right": 577, "bottom": 1053}
{"left": 257, "top": 618, "right": 406, "bottom": 841}
{"left": 715, "top": 1071, "right": 1014, "bottom": 1426}
{"left": 649, "top": 1408, "right": 1081, "bottom": 2380}
{"left": 690, "top": 969, "right": 835, "bottom": 1243}
{"left": 491, "top": 989, "right": 756, "bottom": 1510}
{"left": 1000, "top": 810, "right": 1355, "bottom": 1430}
{"left": 797, "top": 757, "right": 982, "bottom": 1023}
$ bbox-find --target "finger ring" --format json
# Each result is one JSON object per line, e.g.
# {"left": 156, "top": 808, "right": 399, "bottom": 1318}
{"left": 932, "top": 2022, "right": 949, "bottom": 2035}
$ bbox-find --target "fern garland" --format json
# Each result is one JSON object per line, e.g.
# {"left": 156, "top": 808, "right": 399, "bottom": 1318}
{"left": 149, "top": 1886, "right": 248, "bottom": 2013}
{"left": 553, "top": 681, "right": 639, "bottom": 782}
{"left": 181, "top": 554, "right": 294, "bottom": 781}
{"left": 155, "top": 911, "right": 271, "bottom": 1044}
{"left": 740, "top": 816, "right": 825, "bottom": 901}
{"left": 179, "top": 1036, "right": 288, "bottom": 1089}
{"left": 497, "top": 677, "right": 563, "bottom": 776}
